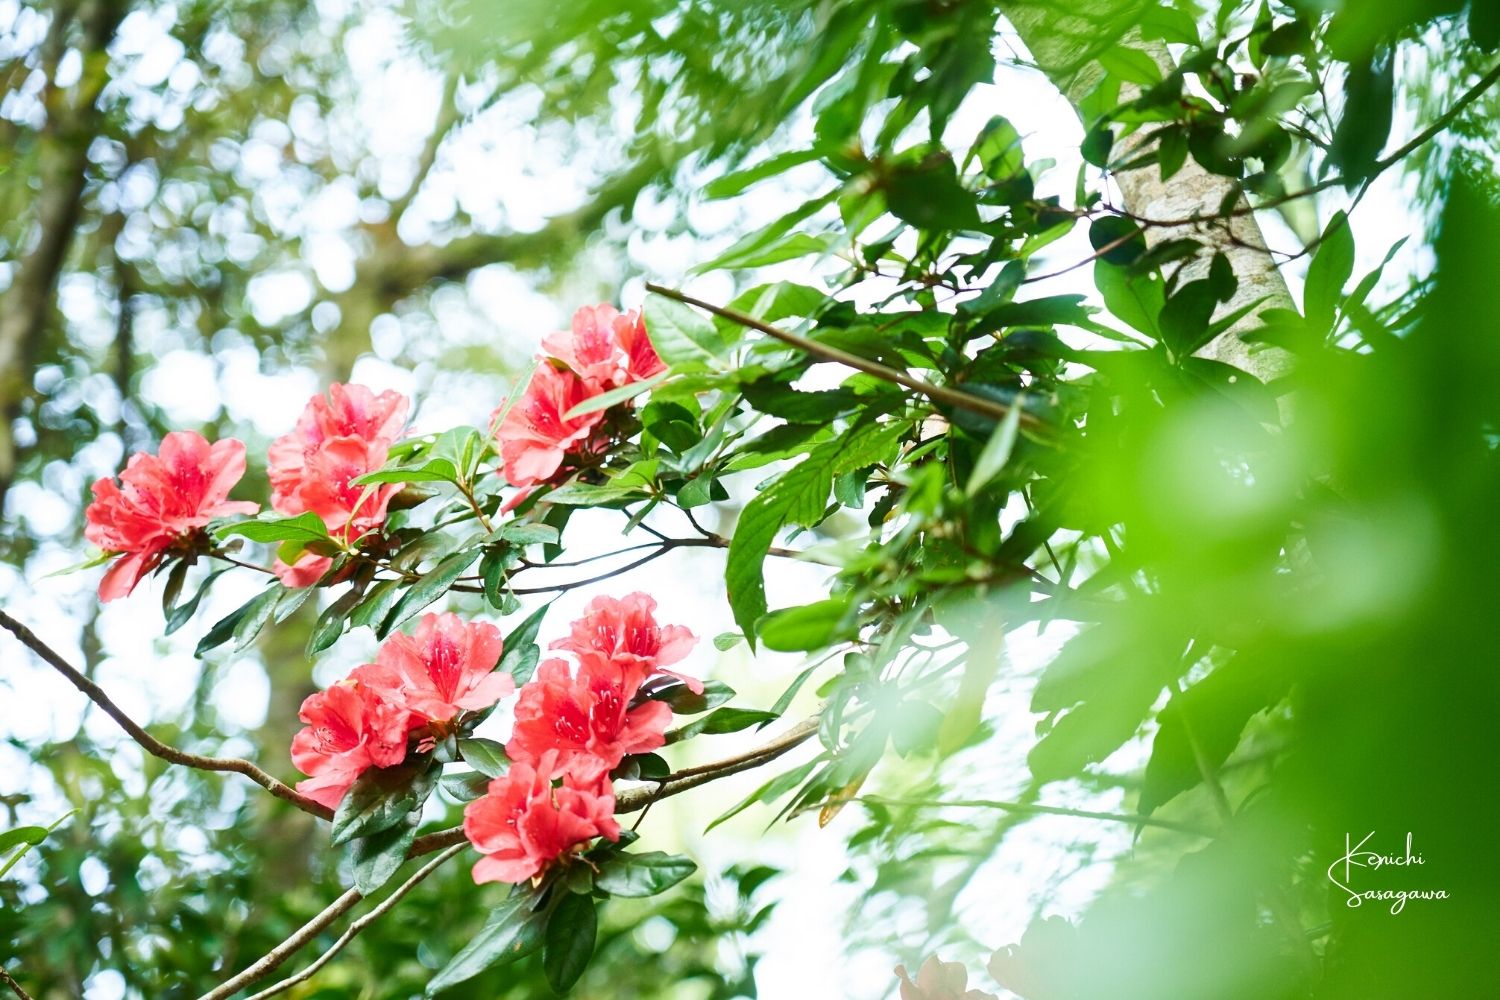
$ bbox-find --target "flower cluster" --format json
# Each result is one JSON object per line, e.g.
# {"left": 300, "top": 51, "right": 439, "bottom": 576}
{"left": 291, "top": 612, "right": 514, "bottom": 809}
{"left": 82, "top": 383, "right": 408, "bottom": 600}
{"left": 267, "top": 383, "right": 410, "bottom": 587}
{"left": 84, "top": 432, "right": 260, "bottom": 601}
{"left": 494, "top": 304, "right": 665, "bottom": 491}
{"left": 463, "top": 593, "right": 697, "bottom": 884}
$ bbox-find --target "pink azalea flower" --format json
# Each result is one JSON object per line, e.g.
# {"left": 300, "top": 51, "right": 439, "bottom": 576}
{"left": 267, "top": 383, "right": 408, "bottom": 496}
{"left": 540, "top": 305, "right": 666, "bottom": 390}
{"left": 493, "top": 363, "right": 606, "bottom": 488}
{"left": 463, "top": 750, "right": 621, "bottom": 885}
{"left": 370, "top": 612, "right": 514, "bottom": 725}
{"left": 84, "top": 431, "right": 259, "bottom": 601}
{"left": 267, "top": 384, "right": 409, "bottom": 559}
{"left": 506, "top": 655, "right": 673, "bottom": 783}
{"left": 550, "top": 591, "right": 701, "bottom": 693}
{"left": 272, "top": 551, "right": 333, "bottom": 588}
{"left": 290, "top": 669, "right": 413, "bottom": 809}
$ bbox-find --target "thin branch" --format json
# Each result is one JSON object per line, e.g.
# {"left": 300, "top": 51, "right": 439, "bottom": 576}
{"left": 857, "top": 795, "right": 1216, "bottom": 838}
{"left": 518, "top": 539, "right": 664, "bottom": 570}
{"left": 406, "top": 715, "right": 825, "bottom": 857}
{"left": 0, "top": 610, "right": 333, "bottom": 821}
{"left": 644, "top": 284, "right": 1046, "bottom": 433}
{"left": 8, "top": 602, "right": 822, "bottom": 992}
{"left": 241, "top": 845, "right": 465, "bottom": 1000}
{"left": 0, "top": 967, "right": 35, "bottom": 1000}
{"left": 617, "top": 716, "right": 820, "bottom": 810}
{"left": 466, "top": 538, "right": 709, "bottom": 596}
{"left": 1021, "top": 225, "right": 1154, "bottom": 285}
{"left": 195, "top": 888, "right": 363, "bottom": 1000}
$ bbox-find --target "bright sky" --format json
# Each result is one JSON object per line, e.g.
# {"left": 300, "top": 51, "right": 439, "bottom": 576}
{"left": 0, "top": 3, "right": 1435, "bottom": 998}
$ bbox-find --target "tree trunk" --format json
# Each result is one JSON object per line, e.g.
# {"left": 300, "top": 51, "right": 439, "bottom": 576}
{"left": 1003, "top": 2, "right": 1295, "bottom": 385}
{"left": 0, "top": 0, "right": 124, "bottom": 509}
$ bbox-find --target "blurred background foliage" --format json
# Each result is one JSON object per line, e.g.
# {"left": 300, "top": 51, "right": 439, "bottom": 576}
{"left": 3, "top": 0, "right": 1500, "bottom": 997}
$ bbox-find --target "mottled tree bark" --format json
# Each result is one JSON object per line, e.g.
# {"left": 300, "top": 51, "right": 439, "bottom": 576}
{"left": 1004, "top": 1, "right": 1295, "bottom": 385}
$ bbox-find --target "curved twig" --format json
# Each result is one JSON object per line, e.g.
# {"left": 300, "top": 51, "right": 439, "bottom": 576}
{"left": 194, "top": 888, "right": 363, "bottom": 1000}
{"left": 0, "top": 967, "right": 35, "bottom": 1000}
{"left": 644, "top": 284, "right": 1046, "bottom": 432}
{"left": 0, "top": 610, "right": 333, "bottom": 821}
{"left": 405, "top": 715, "right": 824, "bottom": 858}
{"left": 240, "top": 845, "right": 465, "bottom": 1000}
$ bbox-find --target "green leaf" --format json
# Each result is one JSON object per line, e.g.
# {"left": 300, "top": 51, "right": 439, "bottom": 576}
{"left": 427, "top": 889, "right": 545, "bottom": 994}
{"left": 968, "top": 115, "right": 1025, "bottom": 180}
{"left": 0, "top": 826, "right": 48, "bottom": 854}
{"left": 1304, "top": 210, "right": 1355, "bottom": 334}
{"left": 1159, "top": 279, "right": 1219, "bottom": 360}
{"left": 308, "top": 586, "right": 364, "bottom": 655}
{"left": 705, "top": 760, "right": 818, "bottom": 833}
{"left": 726, "top": 419, "right": 908, "bottom": 642}
{"left": 43, "top": 549, "right": 115, "bottom": 578}
{"left": 691, "top": 231, "right": 834, "bottom": 273}
{"left": 723, "top": 281, "right": 830, "bottom": 330}
{"left": 650, "top": 678, "right": 735, "bottom": 715}
{"left": 498, "top": 602, "right": 549, "bottom": 684}
{"left": 768, "top": 664, "right": 819, "bottom": 719}
{"left": 668, "top": 707, "right": 782, "bottom": 743}
{"left": 593, "top": 851, "right": 697, "bottom": 898}
{"left": 644, "top": 295, "right": 725, "bottom": 371}
{"left": 164, "top": 568, "right": 228, "bottom": 635}
{"left": 353, "top": 459, "right": 458, "bottom": 486}
{"left": 1081, "top": 124, "right": 1114, "bottom": 167}
{"left": 349, "top": 813, "right": 417, "bottom": 894}
{"left": 458, "top": 737, "right": 510, "bottom": 778}
{"left": 232, "top": 584, "right": 284, "bottom": 651}
{"left": 704, "top": 149, "right": 825, "bottom": 199}
{"left": 935, "top": 624, "right": 1004, "bottom": 756}
{"left": 381, "top": 549, "right": 481, "bottom": 637}
{"left": 713, "top": 631, "right": 744, "bottom": 651}
{"left": 1157, "top": 127, "right": 1189, "bottom": 181}
{"left": 1141, "top": 7, "right": 1200, "bottom": 44}
{"left": 677, "top": 475, "right": 715, "bottom": 508}
{"left": 495, "top": 522, "right": 560, "bottom": 546}
{"left": 350, "top": 578, "right": 404, "bottom": 630}
{"left": 1099, "top": 46, "right": 1162, "bottom": 86}
{"left": 1140, "top": 655, "right": 1290, "bottom": 815}
{"left": 540, "top": 481, "right": 649, "bottom": 506}
{"left": 1088, "top": 216, "right": 1146, "bottom": 266}
{"left": 885, "top": 153, "right": 980, "bottom": 231}
{"left": 757, "top": 596, "right": 858, "bottom": 652}
{"left": 966, "top": 398, "right": 1024, "bottom": 497}
{"left": 214, "top": 511, "right": 331, "bottom": 545}
{"left": 561, "top": 370, "right": 670, "bottom": 419}
{"left": 542, "top": 891, "right": 597, "bottom": 994}
{"left": 439, "top": 770, "right": 491, "bottom": 802}
{"left": 195, "top": 589, "right": 263, "bottom": 657}
{"left": 1028, "top": 624, "right": 1184, "bottom": 783}
{"left": 979, "top": 295, "right": 1091, "bottom": 330}
{"left": 689, "top": 192, "right": 836, "bottom": 275}
{"left": 0, "top": 811, "right": 73, "bottom": 878}
{"left": 273, "top": 581, "right": 316, "bottom": 623}
{"left": 1328, "top": 48, "right": 1393, "bottom": 185}
{"left": 330, "top": 762, "right": 437, "bottom": 846}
